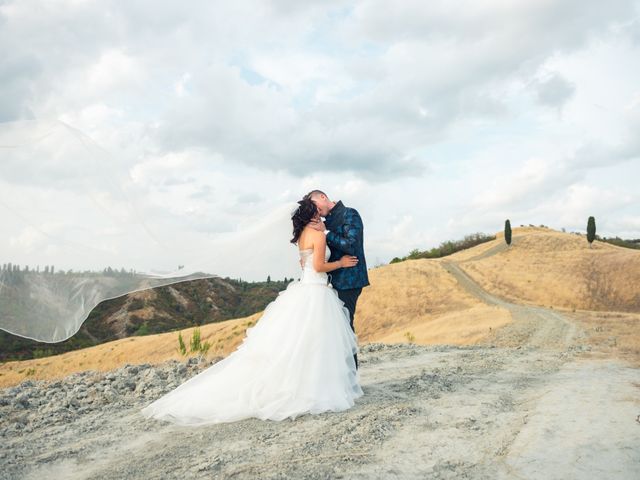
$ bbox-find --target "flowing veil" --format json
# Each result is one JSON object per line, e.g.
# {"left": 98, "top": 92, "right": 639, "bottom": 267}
{"left": 0, "top": 119, "right": 300, "bottom": 343}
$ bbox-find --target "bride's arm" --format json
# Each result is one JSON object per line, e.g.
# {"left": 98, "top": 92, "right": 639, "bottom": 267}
{"left": 311, "top": 230, "right": 357, "bottom": 273}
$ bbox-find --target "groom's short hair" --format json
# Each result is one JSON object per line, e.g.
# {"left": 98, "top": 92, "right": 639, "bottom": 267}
{"left": 304, "top": 189, "right": 328, "bottom": 200}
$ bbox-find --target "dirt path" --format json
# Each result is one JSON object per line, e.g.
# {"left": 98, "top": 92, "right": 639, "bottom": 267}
{"left": 441, "top": 260, "right": 581, "bottom": 349}
{"left": 459, "top": 240, "right": 510, "bottom": 263}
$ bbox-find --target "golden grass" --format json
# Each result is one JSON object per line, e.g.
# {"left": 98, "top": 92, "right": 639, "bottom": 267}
{"left": 373, "top": 305, "right": 511, "bottom": 345}
{"left": 354, "top": 258, "right": 513, "bottom": 344}
{"left": 0, "top": 312, "right": 261, "bottom": 388}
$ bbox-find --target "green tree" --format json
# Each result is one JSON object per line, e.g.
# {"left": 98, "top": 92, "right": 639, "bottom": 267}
{"left": 587, "top": 216, "right": 596, "bottom": 248}
{"left": 504, "top": 219, "right": 512, "bottom": 246}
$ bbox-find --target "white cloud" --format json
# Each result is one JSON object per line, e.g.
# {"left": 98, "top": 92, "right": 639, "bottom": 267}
{"left": 9, "top": 226, "right": 46, "bottom": 252}
{"left": 1, "top": 0, "right": 639, "bottom": 279}
{"left": 530, "top": 72, "right": 575, "bottom": 110}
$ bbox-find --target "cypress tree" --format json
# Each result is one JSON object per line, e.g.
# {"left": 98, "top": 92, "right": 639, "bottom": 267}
{"left": 504, "top": 219, "right": 512, "bottom": 246}
{"left": 587, "top": 216, "right": 596, "bottom": 248}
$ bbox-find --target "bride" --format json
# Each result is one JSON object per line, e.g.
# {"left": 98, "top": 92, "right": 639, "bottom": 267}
{"left": 140, "top": 197, "right": 364, "bottom": 426}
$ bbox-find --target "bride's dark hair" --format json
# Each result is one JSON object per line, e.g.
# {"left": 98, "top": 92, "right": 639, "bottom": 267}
{"left": 290, "top": 197, "right": 318, "bottom": 244}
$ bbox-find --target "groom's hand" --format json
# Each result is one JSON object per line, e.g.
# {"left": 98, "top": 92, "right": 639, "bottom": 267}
{"left": 309, "top": 219, "right": 326, "bottom": 231}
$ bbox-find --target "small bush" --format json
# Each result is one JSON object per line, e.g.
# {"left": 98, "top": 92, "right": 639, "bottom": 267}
{"left": 177, "top": 327, "right": 212, "bottom": 357}
{"left": 177, "top": 331, "right": 187, "bottom": 356}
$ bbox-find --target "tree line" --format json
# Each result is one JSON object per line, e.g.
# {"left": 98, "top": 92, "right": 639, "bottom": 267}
{"left": 390, "top": 232, "right": 496, "bottom": 263}
{"left": 0, "top": 264, "right": 140, "bottom": 276}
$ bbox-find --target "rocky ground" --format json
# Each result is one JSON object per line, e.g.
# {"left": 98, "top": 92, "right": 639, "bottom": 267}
{"left": 2, "top": 258, "right": 639, "bottom": 479}
{"left": 2, "top": 339, "right": 639, "bottom": 480}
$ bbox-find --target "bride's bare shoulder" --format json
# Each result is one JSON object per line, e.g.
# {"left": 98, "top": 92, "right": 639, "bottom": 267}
{"left": 298, "top": 226, "right": 322, "bottom": 249}
{"left": 304, "top": 225, "right": 323, "bottom": 236}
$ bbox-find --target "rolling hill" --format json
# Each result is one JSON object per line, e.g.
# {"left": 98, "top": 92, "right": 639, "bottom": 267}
{"left": 450, "top": 227, "right": 640, "bottom": 312}
{"left": 1, "top": 226, "right": 638, "bottom": 388}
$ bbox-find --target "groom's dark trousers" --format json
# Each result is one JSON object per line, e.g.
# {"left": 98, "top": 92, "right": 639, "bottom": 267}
{"left": 322, "top": 199, "right": 369, "bottom": 371}
{"left": 337, "top": 287, "right": 363, "bottom": 369}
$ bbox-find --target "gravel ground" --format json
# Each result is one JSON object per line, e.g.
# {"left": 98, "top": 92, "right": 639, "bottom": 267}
{"left": 2, "top": 341, "right": 638, "bottom": 480}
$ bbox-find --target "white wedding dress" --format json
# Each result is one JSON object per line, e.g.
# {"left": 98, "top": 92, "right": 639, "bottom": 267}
{"left": 139, "top": 246, "right": 363, "bottom": 426}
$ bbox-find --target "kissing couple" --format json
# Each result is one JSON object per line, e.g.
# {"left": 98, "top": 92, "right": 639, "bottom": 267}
{"left": 141, "top": 190, "right": 370, "bottom": 426}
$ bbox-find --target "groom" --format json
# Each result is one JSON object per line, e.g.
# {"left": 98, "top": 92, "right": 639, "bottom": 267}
{"left": 304, "top": 190, "right": 370, "bottom": 369}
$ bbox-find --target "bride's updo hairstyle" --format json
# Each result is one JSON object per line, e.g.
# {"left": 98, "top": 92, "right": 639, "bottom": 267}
{"left": 290, "top": 197, "right": 318, "bottom": 244}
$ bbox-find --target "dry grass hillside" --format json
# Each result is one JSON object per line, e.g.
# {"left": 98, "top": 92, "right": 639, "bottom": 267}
{"left": 2, "top": 226, "right": 638, "bottom": 388}
{"left": 0, "top": 313, "right": 262, "bottom": 388}
{"left": 353, "top": 259, "right": 511, "bottom": 344}
{"left": 452, "top": 227, "right": 640, "bottom": 312}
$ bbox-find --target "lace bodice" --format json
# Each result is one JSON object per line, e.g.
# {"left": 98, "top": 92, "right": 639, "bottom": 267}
{"left": 299, "top": 247, "right": 330, "bottom": 285}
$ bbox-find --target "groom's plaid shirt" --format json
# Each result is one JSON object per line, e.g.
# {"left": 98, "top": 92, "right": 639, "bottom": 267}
{"left": 324, "top": 200, "right": 370, "bottom": 290}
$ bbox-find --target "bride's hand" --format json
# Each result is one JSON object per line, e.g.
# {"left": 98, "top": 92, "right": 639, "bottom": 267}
{"left": 339, "top": 255, "right": 359, "bottom": 268}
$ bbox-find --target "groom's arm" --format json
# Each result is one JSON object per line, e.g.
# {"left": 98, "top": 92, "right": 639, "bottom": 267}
{"left": 326, "top": 209, "right": 363, "bottom": 257}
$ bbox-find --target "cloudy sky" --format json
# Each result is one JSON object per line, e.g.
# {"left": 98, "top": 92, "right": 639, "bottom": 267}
{"left": 1, "top": 0, "right": 639, "bottom": 281}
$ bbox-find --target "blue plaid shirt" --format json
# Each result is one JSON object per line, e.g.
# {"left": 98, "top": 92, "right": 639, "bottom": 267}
{"left": 324, "top": 201, "right": 370, "bottom": 290}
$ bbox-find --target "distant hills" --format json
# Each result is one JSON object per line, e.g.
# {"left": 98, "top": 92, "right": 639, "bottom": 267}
{"left": 0, "top": 276, "right": 291, "bottom": 362}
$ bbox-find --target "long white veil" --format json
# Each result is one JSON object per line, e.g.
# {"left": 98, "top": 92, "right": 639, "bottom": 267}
{"left": 0, "top": 119, "right": 300, "bottom": 343}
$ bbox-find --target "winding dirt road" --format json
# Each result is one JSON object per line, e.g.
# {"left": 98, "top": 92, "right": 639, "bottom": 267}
{"left": 441, "top": 260, "right": 581, "bottom": 349}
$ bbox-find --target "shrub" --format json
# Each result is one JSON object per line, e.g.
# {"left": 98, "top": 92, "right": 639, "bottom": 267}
{"left": 177, "top": 331, "right": 187, "bottom": 356}
{"left": 177, "top": 327, "right": 212, "bottom": 357}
